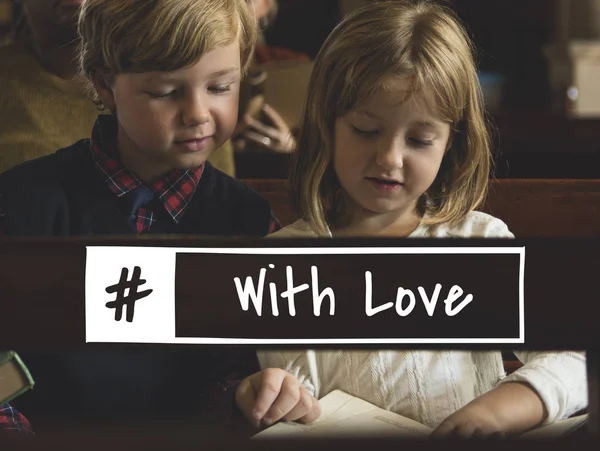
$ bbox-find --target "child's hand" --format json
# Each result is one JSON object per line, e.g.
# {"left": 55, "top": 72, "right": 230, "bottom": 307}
{"left": 430, "top": 403, "right": 505, "bottom": 439}
{"left": 235, "top": 368, "right": 321, "bottom": 428}
{"left": 430, "top": 382, "right": 547, "bottom": 439}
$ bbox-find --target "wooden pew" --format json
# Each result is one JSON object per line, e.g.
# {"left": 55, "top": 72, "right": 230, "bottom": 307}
{"left": 244, "top": 178, "right": 600, "bottom": 237}
{"left": 484, "top": 179, "right": 600, "bottom": 237}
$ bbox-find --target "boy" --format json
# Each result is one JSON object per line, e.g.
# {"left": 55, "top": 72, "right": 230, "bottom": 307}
{"left": 0, "top": 0, "right": 270, "bottom": 430}
{"left": 0, "top": 0, "right": 277, "bottom": 236}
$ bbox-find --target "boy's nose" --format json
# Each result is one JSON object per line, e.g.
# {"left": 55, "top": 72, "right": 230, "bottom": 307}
{"left": 182, "top": 95, "right": 210, "bottom": 126}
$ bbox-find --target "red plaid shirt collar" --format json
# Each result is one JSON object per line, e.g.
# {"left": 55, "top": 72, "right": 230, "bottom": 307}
{"left": 89, "top": 115, "right": 203, "bottom": 232}
{"left": 0, "top": 404, "right": 34, "bottom": 438}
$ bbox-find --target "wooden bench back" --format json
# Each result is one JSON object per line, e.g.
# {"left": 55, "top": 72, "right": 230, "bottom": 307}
{"left": 243, "top": 179, "right": 600, "bottom": 237}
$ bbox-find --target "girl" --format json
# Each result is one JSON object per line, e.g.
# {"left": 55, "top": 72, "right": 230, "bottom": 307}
{"left": 234, "top": 0, "right": 588, "bottom": 438}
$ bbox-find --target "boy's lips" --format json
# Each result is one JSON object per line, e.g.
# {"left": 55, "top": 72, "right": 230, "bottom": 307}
{"left": 175, "top": 136, "right": 213, "bottom": 152}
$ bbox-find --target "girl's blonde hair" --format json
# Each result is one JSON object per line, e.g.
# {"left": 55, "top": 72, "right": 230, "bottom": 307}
{"left": 291, "top": 0, "right": 491, "bottom": 236}
{"left": 77, "top": 0, "right": 257, "bottom": 109}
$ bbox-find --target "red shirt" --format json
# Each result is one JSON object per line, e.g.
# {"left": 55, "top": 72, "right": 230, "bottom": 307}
{"left": 0, "top": 404, "right": 33, "bottom": 438}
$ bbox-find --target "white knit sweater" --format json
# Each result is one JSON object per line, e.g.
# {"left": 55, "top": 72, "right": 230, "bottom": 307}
{"left": 259, "top": 212, "right": 588, "bottom": 428}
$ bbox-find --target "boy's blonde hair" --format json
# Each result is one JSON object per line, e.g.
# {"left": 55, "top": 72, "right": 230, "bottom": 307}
{"left": 78, "top": 0, "right": 257, "bottom": 108}
{"left": 291, "top": 0, "right": 491, "bottom": 236}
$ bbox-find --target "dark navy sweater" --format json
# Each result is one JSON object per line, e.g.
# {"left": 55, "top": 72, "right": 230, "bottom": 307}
{"left": 0, "top": 140, "right": 272, "bottom": 237}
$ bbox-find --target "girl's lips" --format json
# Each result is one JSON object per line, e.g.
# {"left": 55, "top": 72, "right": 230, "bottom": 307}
{"left": 366, "top": 177, "right": 404, "bottom": 193}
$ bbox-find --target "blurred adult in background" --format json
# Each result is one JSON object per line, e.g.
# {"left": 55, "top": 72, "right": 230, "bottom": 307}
{"left": 234, "top": 0, "right": 310, "bottom": 154}
{"left": 0, "top": 0, "right": 97, "bottom": 174}
{"left": 0, "top": 0, "right": 236, "bottom": 175}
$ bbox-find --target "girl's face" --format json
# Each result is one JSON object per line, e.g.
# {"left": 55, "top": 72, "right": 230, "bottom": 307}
{"left": 333, "top": 78, "right": 451, "bottom": 233}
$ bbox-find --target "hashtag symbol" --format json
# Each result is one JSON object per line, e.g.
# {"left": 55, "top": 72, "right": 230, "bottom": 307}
{"left": 105, "top": 266, "right": 153, "bottom": 323}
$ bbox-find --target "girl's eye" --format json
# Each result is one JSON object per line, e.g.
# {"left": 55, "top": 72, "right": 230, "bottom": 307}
{"left": 209, "top": 84, "right": 233, "bottom": 94}
{"left": 352, "top": 126, "right": 379, "bottom": 137}
{"left": 409, "top": 137, "right": 434, "bottom": 147}
{"left": 147, "top": 90, "right": 176, "bottom": 99}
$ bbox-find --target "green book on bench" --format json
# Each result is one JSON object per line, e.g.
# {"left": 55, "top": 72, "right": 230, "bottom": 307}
{"left": 0, "top": 351, "right": 35, "bottom": 404}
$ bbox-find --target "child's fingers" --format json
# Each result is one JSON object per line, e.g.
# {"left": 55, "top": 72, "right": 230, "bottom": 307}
{"left": 261, "top": 374, "right": 304, "bottom": 425}
{"left": 289, "top": 388, "right": 322, "bottom": 424}
{"left": 452, "top": 423, "right": 477, "bottom": 438}
{"left": 235, "top": 377, "right": 261, "bottom": 428}
{"left": 430, "top": 420, "right": 457, "bottom": 438}
{"left": 303, "top": 393, "right": 322, "bottom": 424}
{"left": 432, "top": 421, "right": 475, "bottom": 438}
{"left": 281, "top": 385, "right": 317, "bottom": 422}
{"left": 252, "top": 368, "right": 287, "bottom": 422}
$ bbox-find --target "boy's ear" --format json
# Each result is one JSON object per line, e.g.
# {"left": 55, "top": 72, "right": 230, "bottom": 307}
{"left": 90, "top": 70, "right": 117, "bottom": 113}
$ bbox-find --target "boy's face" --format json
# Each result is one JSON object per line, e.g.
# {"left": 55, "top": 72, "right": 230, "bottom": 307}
{"left": 95, "top": 41, "right": 241, "bottom": 182}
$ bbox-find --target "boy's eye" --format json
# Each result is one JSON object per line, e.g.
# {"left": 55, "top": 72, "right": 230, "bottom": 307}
{"left": 209, "top": 84, "right": 233, "bottom": 94}
{"left": 352, "top": 126, "right": 378, "bottom": 137}
{"left": 146, "top": 90, "right": 176, "bottom": 99}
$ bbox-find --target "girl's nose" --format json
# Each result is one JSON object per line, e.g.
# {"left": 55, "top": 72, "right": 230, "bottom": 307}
{"left": 375, "top": 138, "right": 404, "bottom": 171}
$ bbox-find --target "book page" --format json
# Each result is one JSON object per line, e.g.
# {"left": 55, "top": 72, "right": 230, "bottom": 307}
{"left": 253, "top": 390, "right": 432, "bottom": 440}
{"left": 253, "top": 389, "right": 588, "bottom": 440}
{"left": 306, "top": 410, "right": 432, "bottom": 438}
{"left": 252, "top": 390, "right": 356, "bottom": 439}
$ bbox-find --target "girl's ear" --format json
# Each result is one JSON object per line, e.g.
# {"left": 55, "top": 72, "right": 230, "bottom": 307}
{"left": 90, "top": 70, "right": 117, "bottom": 113}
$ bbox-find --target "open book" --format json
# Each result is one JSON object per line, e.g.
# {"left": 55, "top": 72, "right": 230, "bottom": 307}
{"left": 0, "top": 351, "right": 35, "bottom": 404}
{"left": 253, "top": 390, "right": 588, "bottom": 440}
